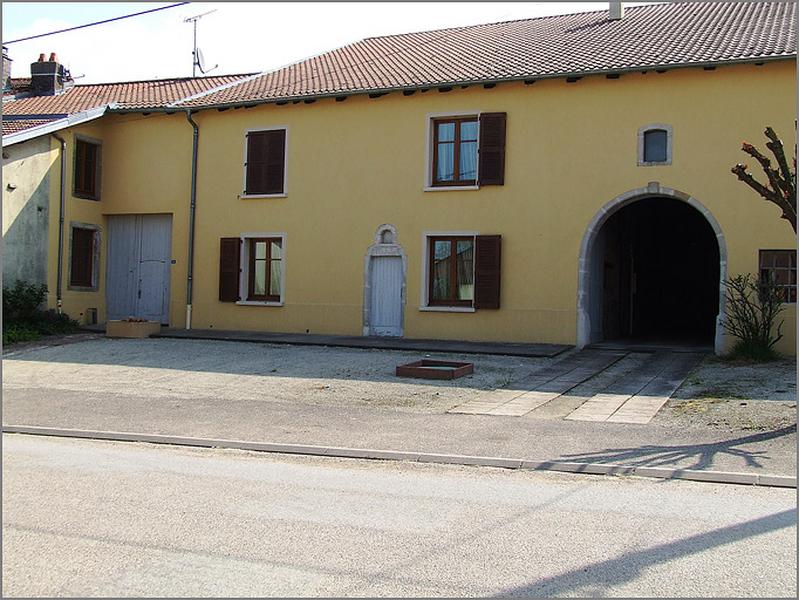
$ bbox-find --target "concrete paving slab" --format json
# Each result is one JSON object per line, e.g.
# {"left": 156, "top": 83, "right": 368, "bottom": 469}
{"left": 449, "top": 349, "right": 626, "bottom": 416}
{"left": 607, "top": 397, "right": 671, "bottom": 424}
{"left": 566, "top": 393, "right": 631, "bottom": 421}
{"left": 566, "top": 352, "right": 705, "bottom": 424}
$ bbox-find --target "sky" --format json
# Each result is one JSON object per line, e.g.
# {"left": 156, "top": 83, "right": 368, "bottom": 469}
{"left": 2, "top": 2, "right": 656, "bottom": 84}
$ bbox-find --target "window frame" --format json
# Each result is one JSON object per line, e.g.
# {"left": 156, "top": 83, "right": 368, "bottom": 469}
{"left": 425, "top": 112, "right": 482, "bottom": 191}
{"left": 236, "top": 232, "right": 286, "bottom": 306}
{"left": 759, "top": 249, "right": 797, "bottom": 304}
{"left": 637, "top": 123, "right": 673, "bottom": 166}
{"left": 72, "top": 136, "right": 102, "bottom": 200}
{"left": 431, "top": 116, "right": 479, "bottom": 187}
{"left": 240, "top": 126, "right": 289, "bottom": 199}
{"left": 424, "top": 234, "right": 477, "bottom": 309}
{"left": 67, "top": 222, "right": 101, "bottom": 291}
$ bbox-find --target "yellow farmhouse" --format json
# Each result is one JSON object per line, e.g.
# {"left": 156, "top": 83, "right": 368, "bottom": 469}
{"left": 2, "top": 2, "right": 796, "bottom": 355}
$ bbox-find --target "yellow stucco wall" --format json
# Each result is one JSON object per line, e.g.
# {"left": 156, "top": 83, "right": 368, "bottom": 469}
{"left": 17, "top": 58, "right": 797, "bottom": 353}
{"left": 45, "top": 122, "right": 107, "bottom": 325}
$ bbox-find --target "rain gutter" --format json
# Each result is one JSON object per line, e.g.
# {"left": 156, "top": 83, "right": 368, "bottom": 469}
{"left": 185, "top": 110, "right": 199, "bottom": 329}
{"left": 51, "top": 132, "right": 66, "bottom": 313}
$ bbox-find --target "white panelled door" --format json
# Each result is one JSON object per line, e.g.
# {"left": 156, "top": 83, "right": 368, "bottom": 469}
{"left": 106, "top": 214, "right": 172, "bottom": 324}
{"left": 369, "top": 255, "right": 403, "bottom": 336}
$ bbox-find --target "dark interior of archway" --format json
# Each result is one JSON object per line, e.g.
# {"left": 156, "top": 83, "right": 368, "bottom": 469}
{"left": 600, "top": 197, "right": 720, "bottom": 344}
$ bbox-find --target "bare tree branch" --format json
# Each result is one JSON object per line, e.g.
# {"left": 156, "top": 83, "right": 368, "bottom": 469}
{"left": 732, "top": 127, "right": 797, "bottom": 233}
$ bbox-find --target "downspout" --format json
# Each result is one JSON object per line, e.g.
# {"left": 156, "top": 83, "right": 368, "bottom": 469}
{"left": 51, "top": 133, "right": 66, "bottom": 314}
{"left": 185, "top": 110, "right": 199, "bottom": 329}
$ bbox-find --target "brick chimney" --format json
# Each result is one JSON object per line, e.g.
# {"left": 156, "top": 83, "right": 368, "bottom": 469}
{"left": 609, "top": 1, "right": 624, "bottom": 20}
{"left": 30, "top": 51, "right": 72, "bottom": 96}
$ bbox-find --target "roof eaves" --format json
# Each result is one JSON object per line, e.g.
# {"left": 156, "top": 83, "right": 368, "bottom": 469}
{"left": 107, "top": 53, "right": 796, "bottom": 114}
{"left": 2, "top": 104, "right": 109, "bottom": 147}
{"left": 2, "top": 113, "right": 69, "bottom": 120}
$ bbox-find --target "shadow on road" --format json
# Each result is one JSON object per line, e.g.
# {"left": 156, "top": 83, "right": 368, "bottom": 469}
{"left": 557, "top": 424, "right": 797, "bottom": 470}
{"left": 496, "top": 508, "right": 797, "bottom": 597}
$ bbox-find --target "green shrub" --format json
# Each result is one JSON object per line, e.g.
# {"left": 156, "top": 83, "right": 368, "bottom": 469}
{"left": 2, "top": 280, "right": 79, "bottom": 346}
{"left": 3, "top": 280, "right": 48, "bottom": 322}
{"left": 2, "top": 323, "right": 41, "bottom": 345}
{"left": 35, "top": 309, "right": 79, "bottom": 335}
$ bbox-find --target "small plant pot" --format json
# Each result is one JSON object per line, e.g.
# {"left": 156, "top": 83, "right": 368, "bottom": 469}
{"left": 106, "top": 320, "right": 161, "bottom": 339}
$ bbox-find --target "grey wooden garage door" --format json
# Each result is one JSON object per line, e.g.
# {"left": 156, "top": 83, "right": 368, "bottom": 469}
{"left": 106, "top": 215, "right": 172, "bottom": 324}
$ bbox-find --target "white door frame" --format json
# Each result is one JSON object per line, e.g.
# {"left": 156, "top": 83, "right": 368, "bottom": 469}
{"left": 363, "top": 224, "right": 407, "bottom": 336}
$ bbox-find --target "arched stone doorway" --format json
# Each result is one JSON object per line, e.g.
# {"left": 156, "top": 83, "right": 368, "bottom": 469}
{"left": 577, "top": 183, "right": 727, "bottom": 354}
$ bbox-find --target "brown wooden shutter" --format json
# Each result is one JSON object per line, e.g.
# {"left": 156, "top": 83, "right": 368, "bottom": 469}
{"left": 245, "top": 130, "right": 285, "bottom": 195}
{"left": 474, "top": 235, "right": 501, "bottom": 309}
{"left": 219, "top": 237, "right": 241, "bottom": 302}
{"left": 264, "top": 129, "right": 286, "bottom": 194}
{"left": 478, "top": 112, "right": 506, "bottom": 186}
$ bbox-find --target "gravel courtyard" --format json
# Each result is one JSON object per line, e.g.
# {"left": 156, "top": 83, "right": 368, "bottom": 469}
{"left": 3, "top": 337, "right": 549, "bottom": 413}
{"left": 660, "top": 355, "right": 797, "bottom": 432}
{"left": 3, "top": 336, "right": 796, "bottom": 429}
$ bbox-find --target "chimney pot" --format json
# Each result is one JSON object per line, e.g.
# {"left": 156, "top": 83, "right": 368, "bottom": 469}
{"left": 609, "top": 1, "right": 624, "bottom": 20}
{"left": 30, "top": 52, "right": 71, "bottom": 96}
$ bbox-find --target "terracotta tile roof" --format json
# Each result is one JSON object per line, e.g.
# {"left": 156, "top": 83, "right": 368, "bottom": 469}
{"left": 181, "top": 1, "right": 796, "bottom": 108}
{"left": 3, "top": 77, "right": 32, "bottom": 96}
{"left": 2, "top": 74, "right": 254, "bottom": 115}
{"left": 1, "top": 116, "right": 61, "bottom": 136}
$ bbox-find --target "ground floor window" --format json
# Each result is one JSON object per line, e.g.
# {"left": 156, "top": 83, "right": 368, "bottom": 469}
{"left": 219, "top": 234, "right": 287, "bottom": 304}
{"left": 760, "top": 249, "right": 796, "bottom": 303}
{"left": 247, "top": 237, "right": 283, "bottom": 302}
{"left": 69, "top": 224, "right": 99, "bottom": 290}
{"left": 428, "top": 236, "right": 474, "bottom": 306}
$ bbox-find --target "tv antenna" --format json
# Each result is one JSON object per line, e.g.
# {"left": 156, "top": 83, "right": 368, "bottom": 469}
{"left": 184, "top": 9, "right": 218, "bottom": 76}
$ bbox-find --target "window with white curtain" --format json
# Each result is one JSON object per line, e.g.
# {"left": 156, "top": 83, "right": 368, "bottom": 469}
{"left": 432, "top": 116, "right": 478, "bottom": 186}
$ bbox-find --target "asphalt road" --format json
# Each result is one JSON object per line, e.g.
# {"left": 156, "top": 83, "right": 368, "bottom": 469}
{"left": 2, "top": 434, "right": 796, "bottom": 597}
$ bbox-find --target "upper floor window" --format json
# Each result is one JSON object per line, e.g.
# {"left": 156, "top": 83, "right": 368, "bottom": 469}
{"left": 433, "top": 117, "right": 478, "bottom": 186}
{"left": 638, "top": 124, "right": 672, "bottom": 166}
{"left": 760, "top": 249, "right": 796, "bottom": 303}
{"left": 244, "top": 128, "right": 287, "bottom": 197}
{"left": 427, "top": 112, "right": 506, "bottom": 189}
{"left": 73, "top": 138, "right": 101, "bottom": 200}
